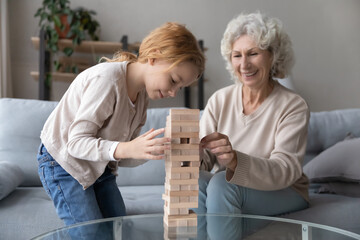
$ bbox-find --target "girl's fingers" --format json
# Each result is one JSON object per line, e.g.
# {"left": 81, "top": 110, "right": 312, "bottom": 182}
{"left": 141, "top": 128, "right": 154, "bottom": 137}
{"left": 150, "top": 137, "right": 171, "bottom": 146}
{"left": 146, "top": 128, "right": 165, "bottom": 139}
{"left": 144, "top": 153, "right": 164, "bottom": 160}
{"left": 148, "top": 145, "right": 168, "bottom": 153}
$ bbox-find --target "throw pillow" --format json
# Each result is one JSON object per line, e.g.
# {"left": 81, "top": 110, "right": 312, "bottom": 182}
{"left": 0, "top": 161, "right": 24, "bottom": 200}
{"left": 303, "top": 138, "right": 360, "bottom": 183}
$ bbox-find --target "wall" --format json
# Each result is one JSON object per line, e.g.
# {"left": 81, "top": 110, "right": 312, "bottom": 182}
{"left": 8, "top": 0, "right": 360, "bottom": 111}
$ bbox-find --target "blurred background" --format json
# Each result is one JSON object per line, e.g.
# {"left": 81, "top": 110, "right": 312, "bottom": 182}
{"left": 2, "top": 0, "right": 360, "bottom": 111}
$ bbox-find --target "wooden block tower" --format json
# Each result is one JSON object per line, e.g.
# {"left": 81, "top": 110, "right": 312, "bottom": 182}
{"left": 162, "top": 109, "right": 200, "bottom": 238}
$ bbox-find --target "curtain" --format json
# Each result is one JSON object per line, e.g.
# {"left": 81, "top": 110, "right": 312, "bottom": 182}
{"left": 0, "top": 0, "right": 12, "bottom": 98}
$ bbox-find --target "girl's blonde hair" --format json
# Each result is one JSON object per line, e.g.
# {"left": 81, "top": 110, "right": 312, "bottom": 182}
{"left": 103, "top": 22, "right": 205, "bottom": 76}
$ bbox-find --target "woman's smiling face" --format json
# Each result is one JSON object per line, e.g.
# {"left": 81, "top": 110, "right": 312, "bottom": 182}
{"left": 231, "top": 35, "right": 273, "bottom": 89}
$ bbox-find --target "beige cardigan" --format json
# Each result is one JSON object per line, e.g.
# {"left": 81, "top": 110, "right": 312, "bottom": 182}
{"left": 41, "top": 62, "right": 149, "bottom": 189}
{"left": 200, "top": 81, "right": 310, "bottom": 201}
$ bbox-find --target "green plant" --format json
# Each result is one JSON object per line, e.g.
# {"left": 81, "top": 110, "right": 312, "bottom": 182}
{"left": 34, "top": 0, "right": 100, "bottom": 72}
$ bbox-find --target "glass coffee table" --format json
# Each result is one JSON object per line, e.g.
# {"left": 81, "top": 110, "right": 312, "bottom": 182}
{"left": 32, "top": 214, "right": 360, "bottom": 240}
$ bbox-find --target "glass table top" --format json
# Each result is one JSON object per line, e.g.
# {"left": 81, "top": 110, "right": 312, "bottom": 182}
{"left": 32, "top": 214, "right": 360, "bottom": 240}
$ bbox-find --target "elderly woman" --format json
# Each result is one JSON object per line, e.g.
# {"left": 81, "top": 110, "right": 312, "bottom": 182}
{"left": 198, "top": 12, "right": 310, "bottom": 216}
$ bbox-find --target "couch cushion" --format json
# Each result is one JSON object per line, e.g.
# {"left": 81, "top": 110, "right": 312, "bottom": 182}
{"left": 314, "top": 182, "right": 360, "bottom": 198}
{"left": 306, "top": 109, "right": 360, "bottom": 158}
{"left": 283, "top": 193, "right": 360, "bottom": 234}
{"left": 0, "top": 187, "right": 64, "bottom": 240}
{"left": 0, "top": 98, "right": 58, "bottom": 187}
{"left": 0, "top": 161, "right": 24, "bottom": 200}
{"left": 119, "top": 185, "right": 164, "bottom": 215}
{"left": 303, "top": 138, "right": 360, "bottom": 183}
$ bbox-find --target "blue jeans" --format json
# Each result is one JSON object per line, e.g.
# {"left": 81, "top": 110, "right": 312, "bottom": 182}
{"left": 195, "top": 170, "right": 309, "bottom": 239}
{"left": 37, "top": 144, "right": 126, "bottom": 229}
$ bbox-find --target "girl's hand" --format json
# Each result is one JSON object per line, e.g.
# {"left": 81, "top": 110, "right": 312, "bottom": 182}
{"left": 114, "top": 128, "right": 170, "bottom": 160}
{"left": 200, "top": 132, "right": 237, "bottom": 171}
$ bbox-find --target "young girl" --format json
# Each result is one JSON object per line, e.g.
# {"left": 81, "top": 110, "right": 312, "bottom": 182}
{"left": 37, "top": 22, "right": 205, "bottom": 226}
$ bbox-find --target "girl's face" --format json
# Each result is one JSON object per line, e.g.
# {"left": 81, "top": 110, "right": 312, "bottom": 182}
{"left": 231, "top": 35, "right": 273, "bottom": 89}
{"left": 144, "top": 59, "right": 200, "bottom": 100}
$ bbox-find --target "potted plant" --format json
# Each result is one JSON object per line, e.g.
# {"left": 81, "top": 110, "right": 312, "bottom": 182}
{"left": 34, "top": 0, "right": 100, "bottom": 72}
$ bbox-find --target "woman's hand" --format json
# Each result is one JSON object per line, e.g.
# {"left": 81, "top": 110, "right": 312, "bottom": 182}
{"left": 114, "top": 128, "right": 170, "bottom": 160}
{"left": 201, "top": 132, "right": 237, "bottom": 171}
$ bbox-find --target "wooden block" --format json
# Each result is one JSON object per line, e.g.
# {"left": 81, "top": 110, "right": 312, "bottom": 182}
{"left": 180, "top": 149, "right": 199, "bottom": 155}
{"left": 170, "top": 109, "right": 199, "bottom": 115}
{"left": 180, "top": 173, "right": 190, "bottom": 179}
{"left": 171, "top": 144, "right": 199, "bottom": 150}
{"left": 165, "top": 183, "right": 180, "bottom": 191}
{"left": 170, "top": 114, "right": 199, "bottom": 121}
{"left": 168, "top": 202, "right": 198, "bottom": 209}
{"left": 169, "top": 155, "right": 199, "bottom": 162}
{"left": 165, "top": 161, "right": 182, "bottom": 168}
{"left": 171, "top": 132, "right": 199, "bottom": 138}
{"left": 180, "top": 185, "right": 191, "bottom": 191}
{"left": 179, "top": 208, "right": 189, "bottom": 215}
{"left": 169, "top": 202, "right": 198, "bottom": 209}
{"left": 168, "top": 190, "right": 199, "bottom": 197}
{"left": 164, "top": 226, "right": 197, "bottom": 240}
{"left": 178, "top": 219, "right": 188, "bottom": 226}
{"left": 181, "top": 126, "right": 199, "bottom": 132}
{"left": 180, "top": 196, "right": 189, "bottom": 202}
{"left": 187, "top": 219, "right": 198, "bottom": 227}
{"left": 164, "top": 206, "right": 179, "bottom": 215}
{"left": 171, "top": 138, "right": 181, "bottom": 144}
{"left": 189, "top": 138, "right": 200, "bottom": 144}
{"left": 166, "top": 212, "right": 197, "bottom": 221}
{"left": 169, "top": 179, "right": 198, "bottom": 185}
{"left": 163, "top": 194, "right": 180, "bottom": 203}
{"left": 190, "top": 172, "right": 199, "bottom": 178}
{"left": 170, "top": 167, "right": 199, "bottom": 174}
{"left": 170, "top": 121, "right": 199, "bottom": 127}
{"left": 170, "top": 149, "right": 181, "bottom": 155}
{"left": 169, "top": 126, "right": 181, "bottom": 133}
{"left": 189, "top": 161, "right": 200, "bottom": 167}
{"left": 167, "top": 172, "right": 181, "bottom": 179}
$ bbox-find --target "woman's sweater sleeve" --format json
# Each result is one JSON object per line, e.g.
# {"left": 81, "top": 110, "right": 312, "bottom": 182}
{"left": 227, "top": 103, "right": 310, "bottom": 191}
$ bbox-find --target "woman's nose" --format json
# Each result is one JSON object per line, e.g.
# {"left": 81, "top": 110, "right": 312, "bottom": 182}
{"left": 241, "top": 56, "right": 250, "bottom": 69}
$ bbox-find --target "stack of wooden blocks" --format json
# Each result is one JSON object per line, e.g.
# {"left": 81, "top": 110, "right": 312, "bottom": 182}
{"left": 163, "top": 109, "right": 200, "bottom": 239}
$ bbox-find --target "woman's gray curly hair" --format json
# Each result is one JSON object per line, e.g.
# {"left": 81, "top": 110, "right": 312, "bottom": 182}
{"left": 221, "top": 12, "right": 294, "bottom": 82}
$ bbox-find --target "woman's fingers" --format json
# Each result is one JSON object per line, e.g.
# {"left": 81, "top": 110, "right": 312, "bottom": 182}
{"left": 210, "top": 145, "right": 232, "bottom": 155}
{"left": 203, "top": 138, "right": 229, "bottom": 150}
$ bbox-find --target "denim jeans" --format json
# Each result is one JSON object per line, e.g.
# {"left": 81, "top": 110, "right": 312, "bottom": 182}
{"left": 37, "top": 144, "right": 126, "bottom": 230}
{"left": 194, "top": 170, "right": 309, "bottom": 239}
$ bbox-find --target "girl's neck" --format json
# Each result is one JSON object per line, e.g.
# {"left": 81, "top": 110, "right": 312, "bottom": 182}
{"left": 126, "top": 62, "right": 145, "bottom": 103}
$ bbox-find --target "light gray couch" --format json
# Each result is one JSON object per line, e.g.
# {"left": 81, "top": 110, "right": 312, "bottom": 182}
{"left": 0, "top": 98, "right": 359, "bottom": 240}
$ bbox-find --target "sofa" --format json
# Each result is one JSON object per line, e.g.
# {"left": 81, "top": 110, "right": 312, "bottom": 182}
{"left": 0, "top": 97, "right": 359, "bottom": 240}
